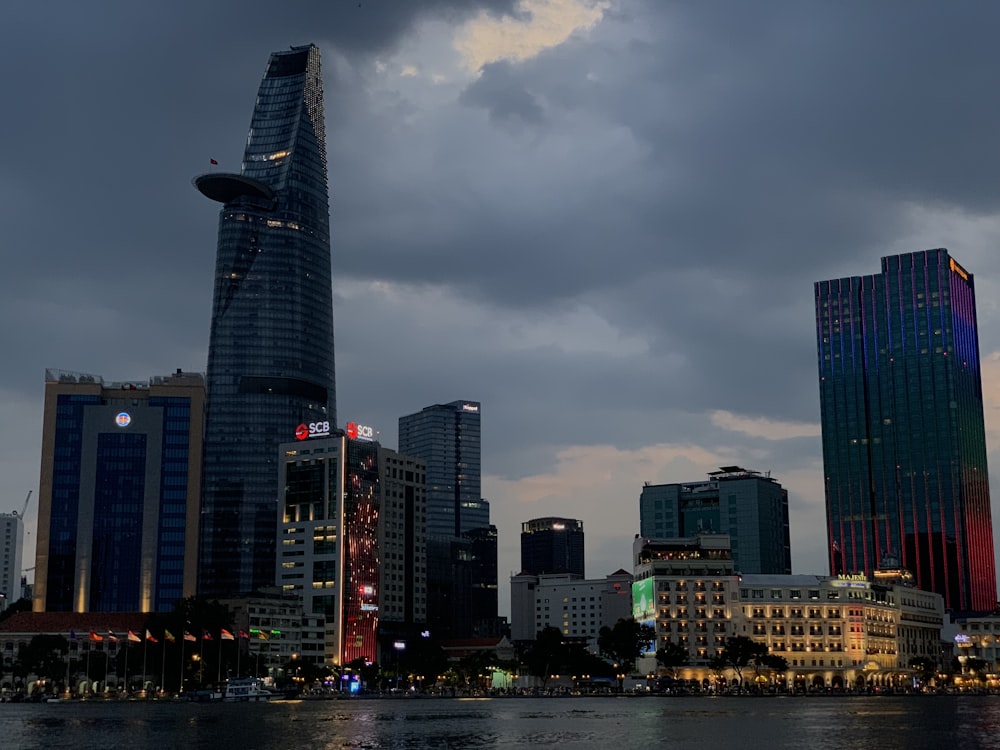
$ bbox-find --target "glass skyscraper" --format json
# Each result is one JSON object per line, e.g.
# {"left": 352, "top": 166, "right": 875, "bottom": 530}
{"left": 195, "top": 44, "right": 336, "bottom": 597}
{"left": 638, "top": 467, "right": 791, "bottom": 575}
{"left": 399, "top": 400, "right": 498, "bottom": 637}
{"left": 816, "top": 249, "right": 996, "bottom": 612}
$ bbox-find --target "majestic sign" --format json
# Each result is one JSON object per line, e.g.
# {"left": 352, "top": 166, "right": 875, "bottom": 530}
{"left": 346, "top": 421, "right": 375, "bottom": 441}
{"left": 295, "top": 421, "right": 331, "bottom": 440}
{"left": 115, "top": 412, "right": 132, "bottom": 428}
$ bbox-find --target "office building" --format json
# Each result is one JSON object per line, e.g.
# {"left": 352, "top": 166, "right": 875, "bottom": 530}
{"left": 399, "top": 401, "right": 498, "bottom": 638}
{"left": 510, "top": 569, "right": 632, "bottom": 647}
{"left": 0, "top": 510, "right": 24, "bottom": 609}
{"left": 520, "top": 517, "right": 585, "bottom": 577}
{"left": 33, "top": 369, "right": 203, "bottom": 613}
{"left": 195, "top": 44, "right": 337, "bottom": 598}
{"left": 218, "top": 588, "right": 326, "bottom": 672}
{"left": 277, "top": 425, "right": 426, "bottom": 666}
{"left": 639, "top": 467, "right": 791, "bottom": 574}
{"left": 816, "top": 249, "right": 996, "bottom": 612}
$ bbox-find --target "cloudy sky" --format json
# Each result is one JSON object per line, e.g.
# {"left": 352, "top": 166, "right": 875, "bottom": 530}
{"left": 5, "top": 0, "right": 1000, "bottom": 615}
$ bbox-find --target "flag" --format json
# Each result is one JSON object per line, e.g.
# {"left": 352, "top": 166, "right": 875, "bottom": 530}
{"left": 184, "top": 631, "right": 197, "bottom": 642}
{"left": 127, "top": 630, "right": 142, "bottom": 643}
{"left": 89, "top": 630, "right": 103, "bottom": 642}
{"left": 210, "top": 158, "right": 218, "bottom": 165}
{"left": 107, "top": 631, "right": 119, "bottom": 642}
{"left": 239, "top": 630, "right": 250, "bottom": 640}
{"left": 202, "top": 630, "right": 214, "bottom": 641}
{"left": 221, "top": 629, "right": 235, "bottom": 641}
{"left": 146, "top": 629, "right": 159, "bottom": 643}
{"left": 69, "top": 628, "right": 77, "bottom": 641}
{"left": 257, "top": 629, "right": 269, "bottom": 641}
{"left": 164, "top": 630, "right": 176, "bottom": 643}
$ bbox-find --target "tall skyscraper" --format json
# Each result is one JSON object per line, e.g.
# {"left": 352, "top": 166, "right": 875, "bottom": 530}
{"left": 520, "top": 517, "right": 585, "bottom": 577}
{"left": 33, "top": 369, "right": 204, "bottom": 613}
{"left": 195, "top": 44, "right": 336, "bottom": 597}
{"left": 638, "top": 467, "right": 791, "bottom": 575}
{"left": 398, "top": 401, "right": 482, "bottom": 537}
{"left": 816, "top": 249, "right": 997, "bottom": 612}
{"left": 399, "top": 400, "right": 498, "bottom": 637}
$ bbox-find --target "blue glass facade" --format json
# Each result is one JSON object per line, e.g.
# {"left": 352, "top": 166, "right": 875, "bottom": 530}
{"left": 197, "top": 44, "right": 336, "bottom": 597}
{"left": 638, "top": 469, "right": 791, "bottom": 575}
{"left": 816, "top": 249, "right": 997, "bottom": 612}
{"left": 35, "top": 371, "right": 203, "bottom": 613}
{"left": 520, "top": 517, "right": 586, "bottom": 577}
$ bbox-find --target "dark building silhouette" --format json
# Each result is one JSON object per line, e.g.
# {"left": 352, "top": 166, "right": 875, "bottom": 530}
{"left": 520, "top": 517, "right": 585, "bottom": 577}
{"left": 816, "top": 249, "right": 997, "bottom": 612}
{"left": 399, "top": 401, "right": 497, "bottom": 637}
{"left": 194, "top": 44, "right": 336, "bottom": 597}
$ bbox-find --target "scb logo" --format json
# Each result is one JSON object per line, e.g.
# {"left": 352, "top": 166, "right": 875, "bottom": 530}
{"left": 346, "top": 421, "right": 374, "bottom": 440}
{"left": 295, "top": 421, "right": 330, "bottom": 440}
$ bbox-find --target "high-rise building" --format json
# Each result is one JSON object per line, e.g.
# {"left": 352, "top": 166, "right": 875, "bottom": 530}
{"left": 520, "top": 517, "right": 585, "bottom": 578}
{"left": 195, "top": 44, "right": 336, "bottom": 598}
{"left": 277, "top": 424, "right": 426, "bottom": 666}
{"left": 33, "top": 369, "right": 204, "bottom": 613}
{"left": 638, "top": 467, "right": 791, "bottom": 575}
{"left": 398, "top": 400, "right": 497, "bottom": 637}
{"left": 815, "top": 249, "right": 997, "bottom": 612}
{"left": 0, "top": 510, "right": 24, "bottom": 610}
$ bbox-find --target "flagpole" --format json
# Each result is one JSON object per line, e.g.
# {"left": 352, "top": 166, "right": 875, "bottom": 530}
{"left": 124, "top": 641, "right": 129, "bottom": 696}
{"left": 180, "top": 637, "right": 186, "bottom": 694}
{"left": 160, "top": 637, "right": 166, "bottom": 696}
{"left": 142, "top": 639, "right": 147, "bottom": 697}
{"left": 217, "top": 632, "right": 222, "bottom": 685}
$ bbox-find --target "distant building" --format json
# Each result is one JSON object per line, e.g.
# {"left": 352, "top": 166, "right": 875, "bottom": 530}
{"left": 399, "top": 400, "right": 498, "bottom": 638}
{"left": 217, "top": 588, "right": 325, "bottom": 673}
{"left": 816, "top": 249, "right": 997, "bottom": 612}
{"left": 520, "top": 517, "right": 585, "bottom": 578}
{"left": 510, "top": 569, "right": 632, "bottom": 648}
{"left": 639, "top": 467, "right": 791, "bottom": 574}
{"left": 0, "top": 510, "right": 24, "bottom": 610}
{"left": 277, "top": 429, "right": 427, "bottom": 665}
{"left": 34, "top": 369, "right": 203, "bottom": 613}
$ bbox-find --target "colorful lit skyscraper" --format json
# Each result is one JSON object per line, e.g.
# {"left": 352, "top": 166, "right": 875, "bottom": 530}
{"left": 816, "top": 249, "right": 996, "bottom": 612}
{"left": 195, "top": 44, "right": 336, "bottom": 597}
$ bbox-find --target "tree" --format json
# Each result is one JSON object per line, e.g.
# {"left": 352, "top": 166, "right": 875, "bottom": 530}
{"left": 965, "top": 657, "right": 988, "bottom": 684}
{"left": 721, "top": 636, "right": 767, "bottom": 689}
{"left": 523, "top": 627, "right": 567, "bottom": 688}
{"left": 17, "top": 634, "right": 69, "bottom": 683}
{"left": 597, "top": 618, "right": 655, "bottom": 674}
{"left": 908, "top": 656, "right": 936, "bottom": 686}
{"left": 655, "top": 641, "right": 689, "bottom": 677}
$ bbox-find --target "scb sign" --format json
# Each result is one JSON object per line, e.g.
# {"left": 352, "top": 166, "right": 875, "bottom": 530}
{"left": 295, "top": 421, "right": 331, "bottom": 440}
{"left": 346, "top": 421, "right": 375, "bottom": 441}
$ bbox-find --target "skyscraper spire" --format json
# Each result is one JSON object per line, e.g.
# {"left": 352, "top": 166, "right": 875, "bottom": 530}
{"left": 195, "top": 44, "right": 337, "bottom": 597}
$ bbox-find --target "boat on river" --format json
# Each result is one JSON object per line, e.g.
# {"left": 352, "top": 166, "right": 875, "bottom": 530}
{"left": 223, "top": 678, "right": 274, "bottom": 702}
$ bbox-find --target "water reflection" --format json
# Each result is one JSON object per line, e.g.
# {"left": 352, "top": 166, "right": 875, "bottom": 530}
{"left": 6, "top": 696, "right": 1000, "bottom": 750}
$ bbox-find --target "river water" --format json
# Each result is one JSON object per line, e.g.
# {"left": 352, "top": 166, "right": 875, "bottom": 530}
{"left": 3, "top": 695, "right": 1000, "bottom": 749}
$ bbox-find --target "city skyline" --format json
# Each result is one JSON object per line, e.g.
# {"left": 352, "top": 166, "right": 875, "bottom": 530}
{"left": 5, "top": 2, "right": 1000, "bottom": 616}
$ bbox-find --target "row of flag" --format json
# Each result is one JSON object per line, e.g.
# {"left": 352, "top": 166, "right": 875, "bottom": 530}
{"left": 72, "top": 628, "right": 277, "bottom": 643}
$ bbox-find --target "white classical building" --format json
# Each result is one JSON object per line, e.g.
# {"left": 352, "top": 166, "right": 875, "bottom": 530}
{"left": 633, "top": 535, "right": 945, "bottom": 688}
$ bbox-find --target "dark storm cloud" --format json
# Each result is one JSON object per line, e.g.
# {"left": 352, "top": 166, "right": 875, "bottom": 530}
{"left": 4, "top": 0, "right": 1000, "bottom": 587}
{"left": 459, "top": 61, "right": 545, "bottom": 124}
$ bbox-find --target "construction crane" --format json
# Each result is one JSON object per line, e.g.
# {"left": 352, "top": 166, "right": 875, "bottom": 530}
{"left": 13, "top": 490, "right": 32, "bottom": 518}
